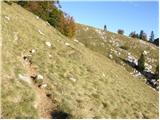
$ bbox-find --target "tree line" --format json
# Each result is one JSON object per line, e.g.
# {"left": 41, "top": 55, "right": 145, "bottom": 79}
{"left": 15, "top": 1, "right": 76, "bottom": 38}
{"left": 117, "top": 29, "right": 155, "bottom": 42}
{"left": 104, "top": 25, "right": 158, "bottom": 46}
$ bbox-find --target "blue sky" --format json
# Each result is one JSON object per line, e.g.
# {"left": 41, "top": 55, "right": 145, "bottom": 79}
{"left": 60, "top": 1, "right": 159, "bottom": 39}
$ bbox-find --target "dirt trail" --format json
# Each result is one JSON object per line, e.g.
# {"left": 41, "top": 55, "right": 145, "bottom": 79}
{"left": 32, "top": 85, "right": 54, "bottom": 119}
{"left": 21, "top": 53, "right": 55, "bottom": 118}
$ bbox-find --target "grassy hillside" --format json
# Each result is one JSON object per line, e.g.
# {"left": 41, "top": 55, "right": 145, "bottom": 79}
{"left": 1, "top": 2, "right": 159, "bottom": 119}
{"left": 76, "top": 24, "right": 158, "bottom": 73}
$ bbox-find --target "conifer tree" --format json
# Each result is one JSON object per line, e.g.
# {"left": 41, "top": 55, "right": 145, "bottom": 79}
{"left": 138, "top": 53, "right": 145, "bottom": 72}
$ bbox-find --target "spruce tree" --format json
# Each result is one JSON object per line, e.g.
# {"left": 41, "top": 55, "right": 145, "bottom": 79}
{"left": 139, "top": 30, "right": 147, "bottom": 40}
{"left": 149, "top": 31, "right": 154, "bottom": 42}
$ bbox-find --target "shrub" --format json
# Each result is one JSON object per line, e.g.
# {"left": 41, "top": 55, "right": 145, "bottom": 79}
{"left": 138, "top": 53, "right": 145, "bottom": 72}
{"left": 117, "top": 29, "right": 124, "bottom": 35}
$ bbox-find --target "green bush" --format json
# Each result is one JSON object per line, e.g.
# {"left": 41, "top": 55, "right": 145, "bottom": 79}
{"left": 138, "top": 53, "right": 145, "bottom": 72}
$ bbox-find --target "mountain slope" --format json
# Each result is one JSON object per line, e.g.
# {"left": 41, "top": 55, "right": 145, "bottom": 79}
{"left": 1, "top": 2, "right": 159, "bottom": 119}
{"left": 76, "top": 24, "right": 158, "bottom": 73}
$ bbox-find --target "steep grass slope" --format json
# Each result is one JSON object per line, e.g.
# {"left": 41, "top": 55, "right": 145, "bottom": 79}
{"left": 76, "top": 24, "right": 158, "bottom": 73}
{"left": 1, "top": 2, "right": 159, "bottom": 119}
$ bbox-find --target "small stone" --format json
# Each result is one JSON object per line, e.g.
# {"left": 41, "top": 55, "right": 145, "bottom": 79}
{"left": 109, "top": 54, "right": 113, "bottom": 59}
{"left": 74, "top": 39, "right": 79, "bottom": 43}
{"left": 37, "top": 74, "right": 43, "bottom": 80}
{"left": 38, "top": 29, "right": 44, "bottom": 35}
{"left": 40, "top": 84, "right": 47, "bottom": 88}
{"left": 36, "top": 16, "right": 39, "bottom": 19}
{"left": 30, "top": 49, "right": 36, "bottom": 54}
{"left": 69, "top": 77, "right": 76, "bottom": 82}
{"left": 143, "top": 50, "right": 148, "bottom": 55}
{"left": 102, "top": 73, "right": 105, "bottom": 77}
{"left": 128, "top": 52, "right": 131, "bottom": 56}
{"left": 4, "top": 16, "right": 10, "bottom": 21}
{"left": 65, "top": 42, "right": 70, "bottom": 46}
{"left": 48, "top": 54, "right": 52, "bottom": 58}
{"left": 45, "top": 41, "right": 51, "bottom": 47}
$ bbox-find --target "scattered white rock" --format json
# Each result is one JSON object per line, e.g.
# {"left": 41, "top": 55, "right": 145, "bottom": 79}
{"left": 131, "top": 69, "right": 142, "bottom": 77}
{"left": 109, "top": 40, "right": 112, "bottom": 43}
{"left": 128, "top": 52, "right": 131, "bottom": 56}
{"left": 134, "top": 72, "right": 141, "bottom": 77}
{"left": 138, "top": 112, "right": 144, "bottom": 118}
{"left": 37, "top": 74, "right": 43, "bottom": 80}
{"left": 4, "top": 16, "right": 10, "bottom": 21}
{"left": 65, "top": 42, "right": 70, "bottom": 46}
{"left": 84, "top": 27, "right": 89, "bottom": 31}
{"left": 145, "top": 63, "right": 152, "bottom": 72}
{"left": 40, "top": 84, "right": 47, "bottom": 88}
{"left": 30, "top": 49, "right": 36, "bottom": 54}
{"left": 95, "top": 29, "right": 106, "bottom": 39}
{"left": 102, "top": 73, "right": 105, "bottom": 77}
{"left": 46, "top": 22, "right": 50, "bottom": 26}
{"left": 14, "top": 32, "right": 18, "bottom": 41}
{"left": 69, "top": 77, "right": 76, "bottom": 82}
{"left": 45, "top": 41, "right": 51, "bottom": 47}
{"left": 36, "top": 16, "right": 39, "bottom": 19}
{"left": 18, "top": 74, "right": 31, "bottom": 84}
{"left": 74, "top": 39, "right": 79, "bottom": 43}
{"left": 48, "top": 54, "right": 52, "bottom": 58}
{"left": 109, "top": 54, "right": 113, "bottom": 59}
{"left": 143, "top": 50, "right": 149, "bottom": 55}
{"left": 110, "top": 48, "right": 120, "bottom": 56}
{"left": 127, "top": 54, "right": 138, "bottom": 66}
{"left": 38, "top": 29, "right": 45, "bottom": 35}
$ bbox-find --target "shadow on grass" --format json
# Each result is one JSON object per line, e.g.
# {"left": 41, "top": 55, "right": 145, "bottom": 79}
{"left": 51, "top": 110, "right": 71, "bottom": 119}
{"left": 120, "top": 58, "right": 158, "bottom": 90}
